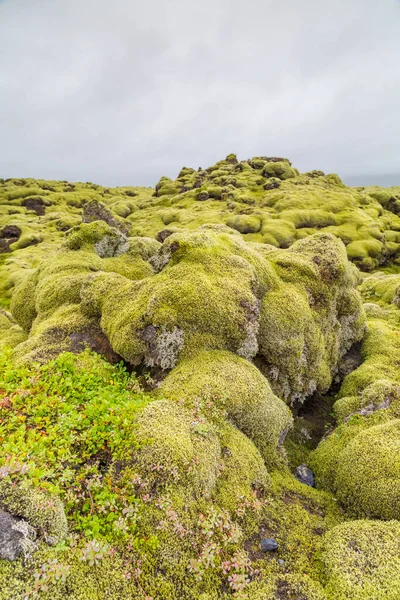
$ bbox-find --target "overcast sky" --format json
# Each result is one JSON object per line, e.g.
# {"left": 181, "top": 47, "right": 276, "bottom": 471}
{"left": 0, "top": 0, "right": 399, "bottom": 187}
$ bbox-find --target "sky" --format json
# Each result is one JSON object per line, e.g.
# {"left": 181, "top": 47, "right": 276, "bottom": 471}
{"left": 0, "top": 0, "right": 399, "bottom": 187}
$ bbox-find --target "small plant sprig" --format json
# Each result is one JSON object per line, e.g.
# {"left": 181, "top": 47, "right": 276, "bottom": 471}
{"left": 188, "top": 506, "right": 254, "bottom": 591}
{"left": 25, "top": 559, "right": 71, "bottom": 598}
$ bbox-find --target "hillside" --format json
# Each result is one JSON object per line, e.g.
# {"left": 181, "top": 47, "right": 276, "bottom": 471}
{"left": 0, "top": 155, "right": 400, "bottom": 599}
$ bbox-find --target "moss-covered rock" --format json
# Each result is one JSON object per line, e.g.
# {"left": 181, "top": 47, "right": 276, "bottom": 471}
{"left": 2, "top": 159, "right": 400, "bottom": 598}
{"left": 256, "top": 233, "right": 365, "bottom": 403}
{"left": 8, "top": 223, "right": 365, "bottom": 409}
{"left": 313, "top": 419, "right": 400, "bottom": 520}
{"left": 320, "top": 520, "right": 400, "bottom": 599}
{"left": 0, "top": 479, "right": 67, "bottom": 545}
{"left": 159, "top": 350, "right": 292, "bottom": 466}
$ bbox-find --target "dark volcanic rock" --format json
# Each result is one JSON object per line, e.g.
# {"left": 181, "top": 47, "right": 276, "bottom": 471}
{"left": 260, "top": 537, "right": 279, "bottom": 552}
{"left": 0, "top": 225, "right": 21, "bottom": 253}
{"left": 196, "top": 191, "right": 209, "bottom": 201}
{"left": 294, "top": 464, "right": 315, "bottom": 487}
{"left": 22, "top": 197, "right": 46, "bottom": 216}
{"left": 0, "top": 509, "right": 29, "bottom": 561}
{"left": 83, "top": 199, "right": 131, "bottom": 235}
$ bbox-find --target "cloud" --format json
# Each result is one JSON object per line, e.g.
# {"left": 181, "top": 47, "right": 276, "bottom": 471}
{"left": 0, "top": 0, "right": 399, "bottom": 186}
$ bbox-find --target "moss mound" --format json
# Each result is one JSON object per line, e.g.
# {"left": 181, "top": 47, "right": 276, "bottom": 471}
{"left": 0, "top": 480, "right": 67, "bottom": 545}
{"left": 160, "top": 350, "right": 292, "bottom": 466}
{"left": 313, "top": 419, "right": 400, "bottom": 520}
{"left": 6, "top": 221, "right": 364, "bottom": 408}
{"left": 320, "top": 520, "right": 400, "bottom": 599}
{"left": 2, "top": 157, "right": 400, "bottom": 598}
{"left": 311, "top": 266, "right": 400, "bottom": 520}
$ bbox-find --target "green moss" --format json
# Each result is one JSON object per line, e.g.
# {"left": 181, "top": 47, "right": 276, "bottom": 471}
{"left": 133, "top": 399, "right": 221, "bottom": 498}
{"left": 241, "top": 576, "right": 327, "bottom": 599}
{"left": 333, "top": 420, "right": 400, "bottom": 520}
{"left": 261, "top": 219, "right": 296, "bottom": 247}
{"left": 320, "top": 520, "right": 400, "bottom": 599}
{"left": 82, "top": 227, "right": 263, "bottom": 366}
{"left": 159, "top": 350, "right": 292, "bottom": 466}
{"left": 346, "top": 239, "right": 383, "bottom": 270}
{"left": 226, "top": 215, "right": 261, "bottom": 234}
{"left": 10, "top": 269, "right": 39, "bottom": 331}
{"left": 261, "top": 161, "right": 297, "bottom": 180}
{"left": 0, "top": 479, "right": 67, "bottom": 544}
{"left": 0, "top": 308, "right": 26, "bottom": 348}
{"left": 214, "top": 423, "right": 271, "bottom": 512}
{"left": 257, "top": 233, "right": 365, "bottom": 403}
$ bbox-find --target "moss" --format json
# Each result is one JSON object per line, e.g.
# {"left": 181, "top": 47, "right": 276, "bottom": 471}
{"left": 63, "top": 221, "right": 128, "bottom": 256}
{"left": 346, "top": 238, "right": 383, "bottom": 270}
{"left": 161, "top": 209, "right": 180, "bottom": 225}
{"left": 133, "top": 399, "right": 221, "bottom": 498}
{"left": 10, "top": 269, "right": 39, "bottom": 331}
{"left": 81, "top": 227, "right": 264, "bottom": 366}
{"left": 261, "top": 161, "right": 297, "bottom": 180}
{"left": 159, "top": 350, "right": 292, "bottom": 466}
{"left": 320, "top": 520, "right": 400, "bottom": 599}
{"left": 261, "top": 219, "right": 296, "bottom": 247}
{"left": 0, "top": 547, "right": 145, "bottom": 600}
{"left": 0, "top": 479, "right": 67, "bottom": 544}
{"left": 333, "top": 379, "right": 400, "bottom": 423}
{"left": 0, "top": 308, "right": 27, "bottom": 348}
{"left": 332, "top": 420, "right": 400, "bottom": 520}
{"left": 12, "top": 304, "right": 110, "bottom": 365}
{"left": 241, "top": 576, "right": 327, "bottom": 599}
{"left": 226, "top": 215, "right": 261, "bottom": 234}
{"left": 214, "top": 423, "right": 271, "bottom": 512}
{"left": 257, "top": 233, "right": 365, "bottom": 404}
{"left": 338, "top": 317, "right": 400, "bottom": 400}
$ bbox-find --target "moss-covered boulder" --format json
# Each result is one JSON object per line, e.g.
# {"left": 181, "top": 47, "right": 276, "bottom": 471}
{"left": 320, "top": 520, "right": 400, "bottom": 599}
{"left": 312, "top": 419, "right": 400, "bottom": 520}
{"left": 0, "top": 479, "right": 67, "bottom": 546}
{"left": 311, "top": 267, "right": 400, "bottom": 520}
{"left": 8, "top": 223, "right": 365, "bottom": 406}
{"left": 159, "top": 350, "right": 292, "bottom": 466}
{"left": 256, "top": 233, "right": 365, "bottom": 403}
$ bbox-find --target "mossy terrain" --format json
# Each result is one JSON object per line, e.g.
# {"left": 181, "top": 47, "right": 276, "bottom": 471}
{"left": 0, "top": 156, "right": 400, "bottom": 599}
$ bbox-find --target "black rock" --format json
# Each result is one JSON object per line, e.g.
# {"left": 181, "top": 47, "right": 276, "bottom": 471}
{"left": 196, "top": 191, "right": 209, "bottom": 201}
{"left": 0, "top": 509, "right": 26, "bottom": 561}
{"left": 294, "top": 464, "right": 315, "bottom": 487}
{"left": 260, "top": 537, "right": 278, "bottom": 552}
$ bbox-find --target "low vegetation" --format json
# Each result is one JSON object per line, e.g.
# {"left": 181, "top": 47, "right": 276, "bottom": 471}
{"left": 1, "top": 155, "right": 400, "bottom": 599}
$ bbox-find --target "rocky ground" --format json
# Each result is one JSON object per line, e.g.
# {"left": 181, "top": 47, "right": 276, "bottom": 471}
{"left": 0, "top": 155, "right": 400, "bottom": 599}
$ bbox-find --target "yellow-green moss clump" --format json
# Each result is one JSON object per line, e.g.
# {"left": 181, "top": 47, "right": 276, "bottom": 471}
{"left": 311, "top": 267, "right": 400, "bottom": 520}
{"left": 312, "top": 417, "right": 400, "bottom": 520}
{"left": 2, "top": 159, "right": 399, "bottom": 599}
{"left": 0, "top": 479, "right": 68, "bottom": 545}
{"left": 320, "top": 520, "right": 400, "bottom": 600}
{"left": 256, "top": 233, "right": 365, "bottom": 403}
{"left": 7, "top": 221, "right": 160, "bottom": 363}
{"left": 8, "top": 221, "right": 365, "bottom": 407}
{"left": 159, "top": 350, "right": 292, "bottom": 466}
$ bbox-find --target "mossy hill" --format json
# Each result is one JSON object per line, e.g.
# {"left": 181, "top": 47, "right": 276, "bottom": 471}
{"left": 0, "top": 155, "right": 400, "bottom": 599}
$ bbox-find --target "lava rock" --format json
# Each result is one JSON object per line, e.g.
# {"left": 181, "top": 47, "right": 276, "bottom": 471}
{"left": 0, "top": 509, "right": 27, "bottom": 561}
{"left": 260, "top": 537, "right": 279, "bottom": 552}
{"left": 83, "top": 199, "right": 130, "bottom": 235}
{"left": 22, "top": 197, "right": 46, "bottom": 216}
{"left": 196, "top": 191, "right": 209, "bottom": 201}
{"left": 295, "top": 464, "right": 315, "bottom": 487}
